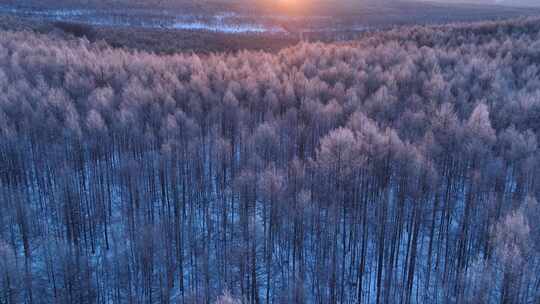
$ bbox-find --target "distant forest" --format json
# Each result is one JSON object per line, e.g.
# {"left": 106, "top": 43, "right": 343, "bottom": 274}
{"left": 0, "top": 17, "right": 539, "bottom": 304}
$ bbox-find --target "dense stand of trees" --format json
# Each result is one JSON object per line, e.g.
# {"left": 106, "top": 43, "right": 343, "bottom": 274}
{"left": 1, "top": 17, "right": 540, "bottom": 304}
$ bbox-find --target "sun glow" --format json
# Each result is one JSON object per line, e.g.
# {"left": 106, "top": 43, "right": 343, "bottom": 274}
{"left": 255, "top": 0, "right": 312, "bottom": 15}
{"left": 275, "top": 0, "right": 311, "bottom": 14}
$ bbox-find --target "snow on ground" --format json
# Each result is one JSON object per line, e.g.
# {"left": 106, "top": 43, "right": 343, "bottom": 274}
{"left": 0, "top": 5, "right": 286, "bottom": 33}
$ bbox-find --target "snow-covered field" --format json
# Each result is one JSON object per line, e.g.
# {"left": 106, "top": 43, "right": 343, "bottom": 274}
{"left": 0, "top": 5, "right": 287, "bottom": 33}
{"left": 2, "top": 2, "right": 539, "bottom": 37}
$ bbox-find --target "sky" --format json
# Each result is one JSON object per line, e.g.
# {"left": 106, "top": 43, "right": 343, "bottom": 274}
{"left": 422, "top": 0, "right": 540, "bottom": 6}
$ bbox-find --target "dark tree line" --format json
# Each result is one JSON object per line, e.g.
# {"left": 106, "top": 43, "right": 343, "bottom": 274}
{"left": 0, "top": 17, "right": 540, "bottom": 304}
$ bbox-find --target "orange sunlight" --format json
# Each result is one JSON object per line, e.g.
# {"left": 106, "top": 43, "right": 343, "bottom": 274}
{"left": 289, "top": 0, "right": 312, "bottom": 11}
{"left": 258, "top": 0, "right": 313, "bottom": 15}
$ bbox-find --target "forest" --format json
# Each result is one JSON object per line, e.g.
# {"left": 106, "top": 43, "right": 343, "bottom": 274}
{"left": 0, "top": 16, "right": 539, "bottom": 304}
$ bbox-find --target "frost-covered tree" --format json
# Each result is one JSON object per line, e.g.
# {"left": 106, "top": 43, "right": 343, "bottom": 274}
{"left": 0, "top": 16, "right": 539, "bottom": 304}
